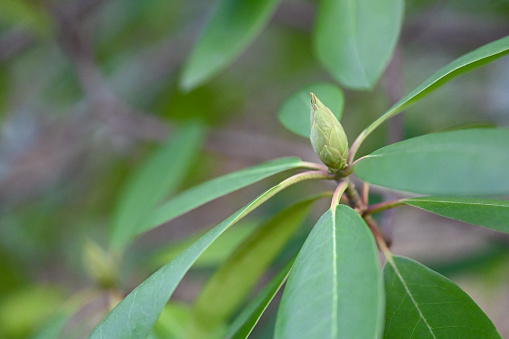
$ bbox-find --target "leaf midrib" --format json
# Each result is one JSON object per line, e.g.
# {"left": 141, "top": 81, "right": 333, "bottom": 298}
{"left": 331, "top": 208, "right": 338, "bottom": 338}
{"left": 347, "top": 0, "right": 369, "bottom": 86}
{"left": 388, "top": 259, "right": 436, "bottom": 338}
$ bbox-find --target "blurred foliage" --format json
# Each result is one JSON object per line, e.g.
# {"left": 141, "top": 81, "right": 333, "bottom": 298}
{"left": 0, "top": 0, "right": 508, "bottom": 337}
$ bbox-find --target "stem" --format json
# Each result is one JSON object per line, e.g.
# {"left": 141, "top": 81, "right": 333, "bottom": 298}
{"left": 299, "top": 161, "right": 329, "bottom": 171}
{"left": 348, "top": 105, "right": 402, "bottom": 164}
{"left": 364, "top": 199, "right": 405, "bottom": 216}
{"left": 361, "top": 183, "right": 369, "bottom": 206}
{"left": 330, "top": 181, "right": 349, "bottom": 209}
{"left": 343, "top": 181, "right": 393, "bottom": 252}
{"left": 364, "top": 215, "right": 392, "bottom": 259}
{"left": 345, "top": 181, "right": 366, "bottom": 214}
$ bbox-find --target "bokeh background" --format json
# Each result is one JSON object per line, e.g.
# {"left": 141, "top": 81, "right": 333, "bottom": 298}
{"left": 1, "top": 0, "right": 509, "bottom": 337}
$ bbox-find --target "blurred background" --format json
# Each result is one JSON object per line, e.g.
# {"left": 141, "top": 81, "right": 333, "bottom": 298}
{"left": 1, "top": 0, "right": 509, "bottom": 338}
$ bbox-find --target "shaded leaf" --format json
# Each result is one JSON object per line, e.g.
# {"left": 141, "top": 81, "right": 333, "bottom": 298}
{"left": 404, "top": 197, "right": 509, "bottom": 233}
{"left": 313, "top": 0, "right": 403, "bottom": 89}
{"left": 139, "top": 157, "right": 307, "bottom": 235}
{"left": 90, "top": 171, "right": 325, "bottom": 338}
{"left": 150, "top": 303, "right": 191, "bottom": 339}
{"left": 190, "top": 197, "right": 318, "bottom": 336}
{"left": 225, "top": 260, "right": 294, "bottom": 339}
{"left": 275, "top": 205, "right": 383, "bottom": 339}
{"left": 354, "top": 128, "right": 509, "bottom": 195}
{"left": 384, "top": 256, "right": 501, "bottom": 338}
{"left": 278, "top": 83, "right": 344, "bottom": 138}
{"left": 109, "top": 123, "right": 205, "bottom": 250}
{"left": 180, "top": 0, "right": 281, "bottom": 90}
{"left": 150, "top": 222, "right": 257, "bottom": 269}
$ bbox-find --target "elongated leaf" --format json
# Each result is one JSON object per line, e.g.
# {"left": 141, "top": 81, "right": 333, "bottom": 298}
{"left": 150, "top": 222, "right": 257, "bottom": 269}
{"left": 90, "top": 171, "right": 326, "bottom": 338}
{"left": 109, "top": 123, "right": 205, "bottom": 250}
{"left": 275, "top": 205, "right": 383, "bottom": 339}
{"left": 180, "top": 0, "right": 281, "bottom": 90}
{"left": 190, "top": 198, "right": 317, "bottom": 337}
{"left": 354, "top": 128, "right": 509, "bottom": 195}
{"left": 404, "top": 197, "right": 509, "bottom": 233}
{"left": 278, "top": 83, "right": 344, "bottom": 138}
{"left": 384, "top": 256, "right": 501, "bottom": 338}
{"left": 139, "top": 157, "right": 307, "bottom": 235}
{"left": 225, "top": 260, "right": 293, "bottom": 339}
{"left": 352, "top": 35, "right": 509, "bottom": 158}
{"left": 313, "top": 0, "right": 403, "bottom": 89}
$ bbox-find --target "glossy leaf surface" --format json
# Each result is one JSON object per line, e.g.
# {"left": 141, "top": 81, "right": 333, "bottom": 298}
{"left": 180, "top": 0, "right": 281, "bottom": 90}
{"left": 384, "top": 256, "right": 501, "bottom": 338}
{"left": 139, "top": 157, "right": 306, "bottom": 234}
{"left": 278, "top": 83, "right": 344, "bottom": 138}
{"left": 405, "top": 197, "right": 509, "bottom": 233}
{"left": 354, "top": 129, "right": 509, "bottom": 195}
{"left": 190, "top": 198, "right": 316, "bottom": 336}
{"left": 225, "top": 260, "right": 293, "bottom": 339}
{"left": 109, "top": 123, "right": 205, "bottom": 250}
{"left": 275, "top": 205, "right": 383, "bottom": 339}
{"left": 313, "top": 0, "right": 403, "bottom": 89}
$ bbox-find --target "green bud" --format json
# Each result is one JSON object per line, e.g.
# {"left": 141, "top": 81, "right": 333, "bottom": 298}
{"left": 310, "top": 92, "right": 349, "bottom": 170}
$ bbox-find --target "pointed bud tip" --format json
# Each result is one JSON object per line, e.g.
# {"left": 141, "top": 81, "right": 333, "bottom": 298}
{"left": 310, "top": 92, "right": 318, "bottom": 110}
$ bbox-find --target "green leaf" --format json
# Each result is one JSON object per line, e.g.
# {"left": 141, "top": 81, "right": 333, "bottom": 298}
{"left": 225, "top": 260, "right": 293, "bottom": 339}
{"left": 180, "top": 0, "right": 281, "bottom": 90}
{"left": 351, "top": 35, "right": 509, "bottom": 159}
{"left": 90, "top": 171, "right": 327, "bottom": 339}
{"left": 404, "top": 197, "right": 509, "bottom": 233}
{"left": 275, "top": 205, "right": 383, "bottom": 339}
{"left": 150, "top": 303, "right": 191, "bottom": 339}
{"left": 278, "top": 83, "right": 344, "bottom": 138}
{"left": 109, "top": 123, "right": 205, "bottom": 250}
{"left": 150, "top": 222, "right": 257, "bottom": 269}
{"left": 190, "top": 197, "right": 318, "bottom": 336}
{"left": 383, "top": 256, "right": 501, "bottom": 338}
{"left": 313, "top": 0, "right": 403, "bottom": 89}
{"left": 139, "top": 157, "right": 308, "bottom": 235}
{"left": 354, "top": 128, "right": 509, "bottom": 195}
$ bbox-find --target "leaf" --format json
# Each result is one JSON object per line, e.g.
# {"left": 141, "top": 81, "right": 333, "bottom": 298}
{"left": 150, "top": 222, "right": 257, "bottom": 269}
{"left": 383, "top": 256, "right": 501, "bottom": 338}
{"left": 190, "top": 197, "right": 318, "bottom": 336}
{"left": 180, "top": 0, "right": 281, "bottom": 90}
{"left": 404, "top": 197, "right": 509, "bottom": 233}
{"left": 354, "top": 128, "right": 509, "bottom": 195}
{"left": 109, "top": 123, "right": 205, "bottom": 250}
{"left": 225, "top": 260, "right": 293, "bottom": 339}
{"left": 278, "top": 83, "right": 344, "bottom": 138}
{"left": 275, "top": 205, "right": 383, "bottom": 339}
{"left": 150, "top": 303, "right": 191, "bottom": 339}
{"left": 351, "top": 35, "right": 509, "bottom": 158}
{"left": 138, "top": 157, "right": 308, "bottom": 235}
{"left": 90, "top": 171, "right": 326, "bottom": 339}
{"left": 313, "top": 0, "right": 403, "bottom": 89}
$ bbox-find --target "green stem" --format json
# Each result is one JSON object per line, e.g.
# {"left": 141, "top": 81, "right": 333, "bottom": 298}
{"left": 348, "top": 106, "right": 401, "bottom": 164}
{"left": 330, "top": 181, "right": 349, "bottom": 209}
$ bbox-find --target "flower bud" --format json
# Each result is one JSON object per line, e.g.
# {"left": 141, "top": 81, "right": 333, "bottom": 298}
{"left": 310, "top": 93, "right": 349, "bottom": 170}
